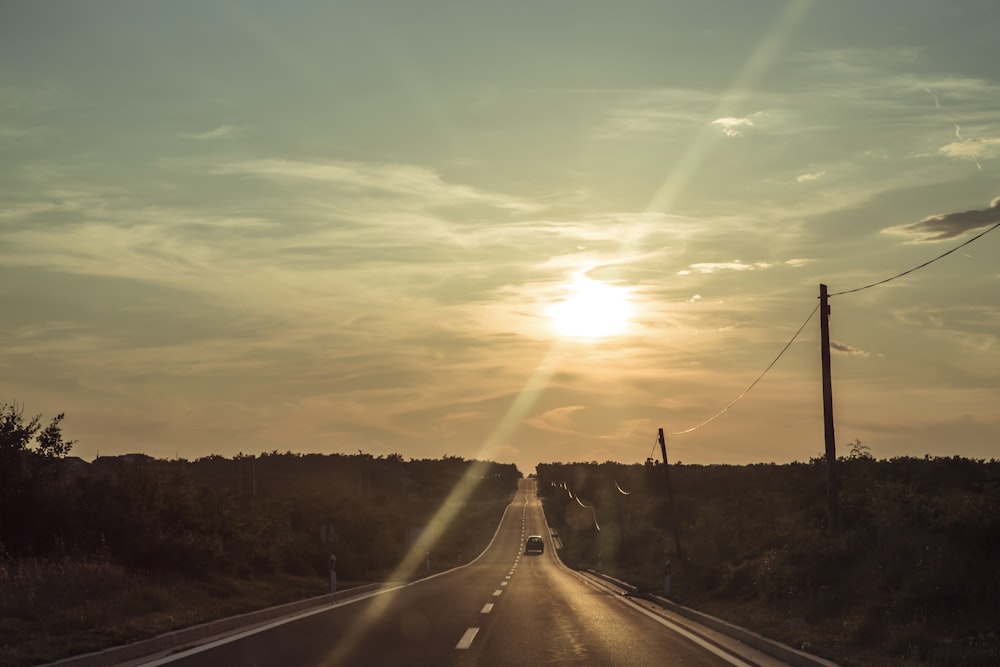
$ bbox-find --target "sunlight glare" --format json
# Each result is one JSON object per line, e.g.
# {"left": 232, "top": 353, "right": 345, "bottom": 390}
{"left": 546, "top": 277, "right": 632, "bottom": 339}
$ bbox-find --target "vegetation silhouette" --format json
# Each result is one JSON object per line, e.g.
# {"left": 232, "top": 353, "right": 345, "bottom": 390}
{"left": 0, "top": 403, "right": 519, "bottom": 665}
{"left": 536, "top": 452, "right": 1000, "bottom": 666}
{"left": 5, "top": 402, "right": 999, "bottom": 666}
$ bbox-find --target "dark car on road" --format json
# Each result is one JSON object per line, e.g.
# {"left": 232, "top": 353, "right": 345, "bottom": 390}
{"left": 525, "top": 535, "right": 544, "bottom": 554}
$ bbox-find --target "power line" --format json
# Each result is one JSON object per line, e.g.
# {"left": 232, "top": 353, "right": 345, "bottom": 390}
{"left": 830, "top": 221, "right": 1000, "bottom": 297}
{"left": 648, "top": 434, "right": 659, "bottom": 462}
{"left": 652, "top": 216, "right": 999, "bottom": 443}
{"left": 668, "top": 303, "right": 820, "bottom": 436}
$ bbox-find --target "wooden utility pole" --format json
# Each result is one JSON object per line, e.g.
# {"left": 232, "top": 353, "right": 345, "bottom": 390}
{"left": 819, "top": 284, "right": 840, "bottom": 535}
{"left": 657, "top": 428, "right": 684, "bottom": 561}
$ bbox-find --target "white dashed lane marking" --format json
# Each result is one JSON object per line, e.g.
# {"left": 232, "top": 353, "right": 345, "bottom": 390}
{"left": 493, "top": 589, "right": 503, "bottom": 597}
{"left": 456, "top": 627, "right": 479, "bottom": 650}
{"left": 481, "top": 603, "right": 494, "bottom": 614}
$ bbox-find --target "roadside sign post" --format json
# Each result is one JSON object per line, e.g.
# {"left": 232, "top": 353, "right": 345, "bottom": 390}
{"left": 664, "top": 559, "right": 672, "bottom": 597}
{"left": 329, "top": 553, "right": 337, "bottom": 594}
{"left": 320, "top": 521, "right": 338, "bottom": 594}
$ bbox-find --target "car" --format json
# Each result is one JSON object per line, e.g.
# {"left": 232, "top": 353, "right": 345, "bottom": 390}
{"left": 525, "top": 535, "right": 544, "bottom": 554}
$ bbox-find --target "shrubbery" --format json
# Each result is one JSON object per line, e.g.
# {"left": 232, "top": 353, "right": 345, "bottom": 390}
{"left": 0, "top": 403, "right": 520, "bottom": 583}
{"left": 1, "top": 403, "right": 522, "bottom": 664}
{"left": 537, "top": 455, "right": 1000, "bottom": 666}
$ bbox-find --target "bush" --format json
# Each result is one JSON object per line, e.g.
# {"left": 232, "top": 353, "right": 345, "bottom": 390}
{"left": 537, "top": 457, "right": 1000, "bottom": 667}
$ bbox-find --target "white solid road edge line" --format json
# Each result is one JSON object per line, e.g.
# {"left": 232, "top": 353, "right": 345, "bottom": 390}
{"left": 455, "top": 627, "right": 480, "bottom": 650}
{"left": 556, "top": 552, "right": 756, "bottom": 665}
{"left": 616, "top": 597, "right": 754, "bottom": 667}
{"left": 535, "top": 481, "right": 754, "bottom": 667}
{"left": 142, "top": 487, "right": 527, "bottom": 665}
{"left": 139, "top": 584, "right": 408, "bottom": 666}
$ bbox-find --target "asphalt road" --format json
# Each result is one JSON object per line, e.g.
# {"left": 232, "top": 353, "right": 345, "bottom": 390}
{"left": 139, "top": 479, "right": 774, "bottom": 666}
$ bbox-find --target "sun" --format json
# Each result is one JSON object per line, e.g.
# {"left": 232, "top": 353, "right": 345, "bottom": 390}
{"left": 546, "top": 277, "right": 632, "bottom": 339}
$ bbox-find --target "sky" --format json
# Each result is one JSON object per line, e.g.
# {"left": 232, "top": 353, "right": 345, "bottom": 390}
{"left": 2, "top": 0, "right": 999, "bottom": 474}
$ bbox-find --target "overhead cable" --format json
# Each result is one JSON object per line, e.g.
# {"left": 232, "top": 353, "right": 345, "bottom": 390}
{"left": 669, "top": 303, "right": 819, "bottom": 436}
{"left": 830, "top": 221, "right": 1000, "bottom": 297}
{"left": 647, "top": 434, "right": 659, "bottom": 462}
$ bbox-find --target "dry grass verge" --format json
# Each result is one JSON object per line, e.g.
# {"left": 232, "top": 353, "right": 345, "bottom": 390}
{"left": 0, "top": 556, "right": 336, "bottom": 667}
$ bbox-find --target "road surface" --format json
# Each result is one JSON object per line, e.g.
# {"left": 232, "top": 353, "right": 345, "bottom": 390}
{"left": 138, "top": 479, "right": 787, "bottom": 666}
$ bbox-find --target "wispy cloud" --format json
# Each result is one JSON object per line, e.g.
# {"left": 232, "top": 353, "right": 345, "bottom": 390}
{"left": 214, "top": 158, "right": 541, "bottom": 213}
{"left": 592, "top": 88, "right": 724, "bottom": 138}
{"left": 939, "top": 136, "right": 1000, "bottom": 161}
{"left": 0, "top": 121, "right": 36, "bottom": 140}
{"left": 526, "top": 405, "right": 588, "bottom": 435}
{"left": 796, "top": 170, "right": 826, "bottom": 183}
{"left": 792, "top": 47, "right": 921, "bottom": 81}
{"left": 831, "top": 340, "right": 878, "bottom": 357}
{"left": 178, "top": 124, "right": 247, "bottom": 140}
{"left": 921, "top": 87, "right": 941, "bottom": 109}
{"left": 677, "top": 260, "right": 772, "bottom": 275}
{"left": 599, "top": 108, "right": 700, "bottom": 137}
{"left": 883, "top": 197, "right": 1000, "bottom": 242}
{"left": 712, "top": 116, "right": 755, "bottom": 137}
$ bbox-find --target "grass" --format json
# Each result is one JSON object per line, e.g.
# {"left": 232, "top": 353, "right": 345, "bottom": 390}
{"left": 536, "top": 458, "right": 1000, "bottom": 667}
{"left": 0, "top": 556, "right": 341, "bottom": 667}
{"left": 581, "top": 556, "right": 1000, "bottom": 667}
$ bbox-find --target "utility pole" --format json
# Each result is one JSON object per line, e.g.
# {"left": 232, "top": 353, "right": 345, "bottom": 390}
{"left": 657, "top": 428, "right": 684, "bottom": 561}
{"left": 819, "top": 284, "right": 840, "bottom": 535}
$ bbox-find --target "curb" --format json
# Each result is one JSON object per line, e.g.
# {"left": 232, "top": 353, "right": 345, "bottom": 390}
{"left": 584, "top": 570, "right": 838, "bottom": 667}
{"left": 46, "top": 584, "right": 383, "bottom": 667}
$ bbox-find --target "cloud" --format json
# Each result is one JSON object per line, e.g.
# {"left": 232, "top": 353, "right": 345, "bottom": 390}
{"left": 712, "top": 116, "right": 755, "bottom": 137}
{"left": 796, "top": 170, "right": 826, "bottom": 183}
{"left": 213, "top": 158, "right": 540, "bottom": 214}
{"left": 179, "top": 124, "right": 246, "bottom": 140}
{"left": 883, "top": 196, "right": 1000, "bottom": 242}
{"left": 0, "top": 121, "right": 36, "bottom": 140}
{"left": 592, "top": 88, "right": 719, "bottom": 138}
{"left": 921, "top": 87, "right": 941, "bottom": 109}
{"left": 831, "top": 340, "right": 876, "bottom": 357}
{"left": 600, "top": 108, "right": 699, "bottom": 136}
{"left": 526, "top": 405, "right": 587, "bottom": 435}
{"left": 939, "top": 136, "right": 1000, "bottom": 161}
{"left": 678, "top": 260, "right": 772, "bottom": 275}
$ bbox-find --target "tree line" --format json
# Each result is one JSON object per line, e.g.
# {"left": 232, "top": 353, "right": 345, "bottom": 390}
{"left": 0, "top": 403, "right": 521, "bottom": 581}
